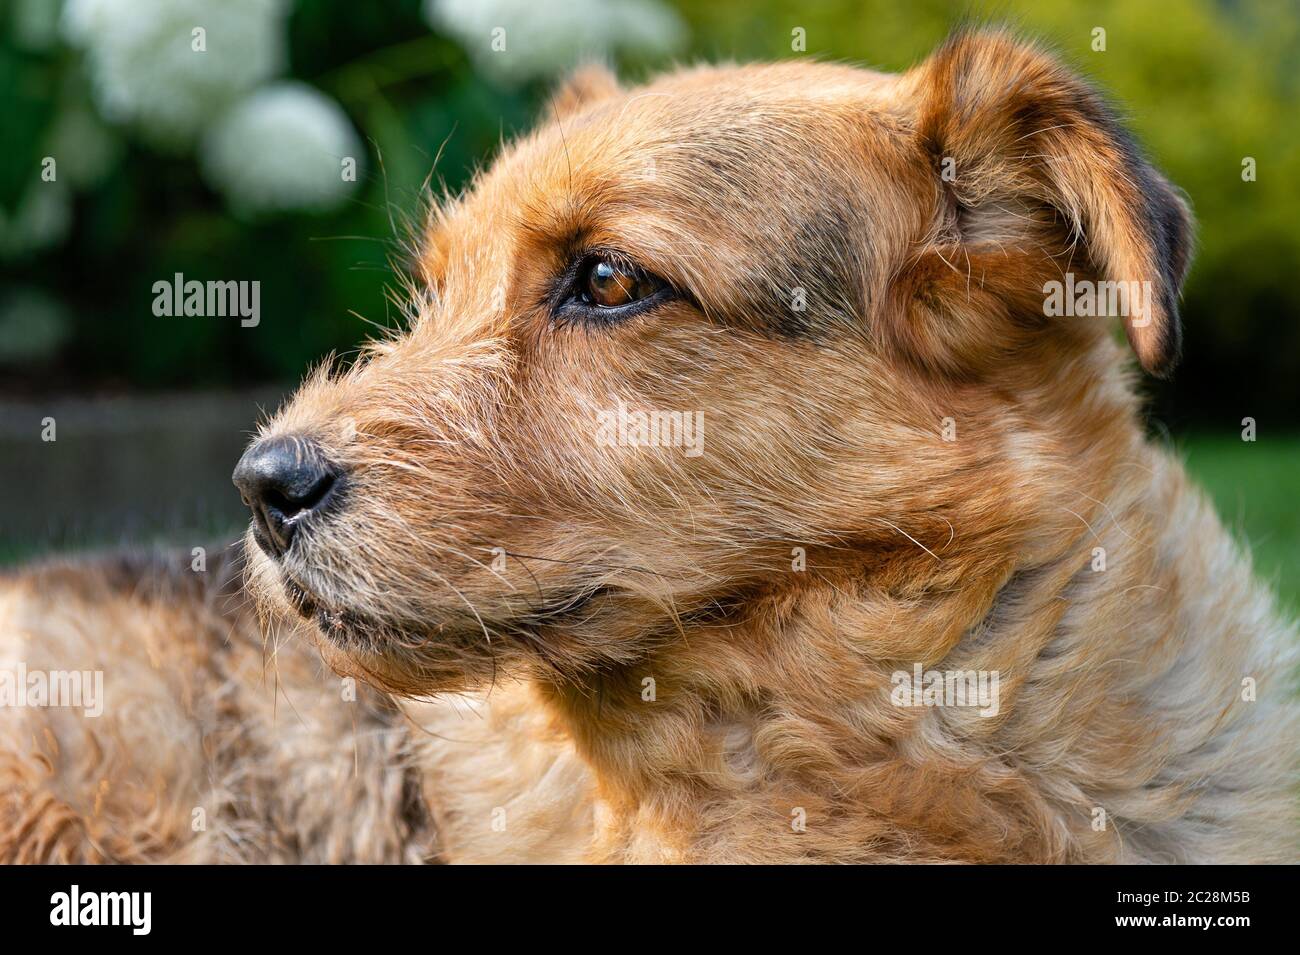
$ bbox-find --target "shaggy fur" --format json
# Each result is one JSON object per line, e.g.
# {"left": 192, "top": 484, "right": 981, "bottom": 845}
{"left": 2, "top": 30, "right": 1296, "bottom": 863}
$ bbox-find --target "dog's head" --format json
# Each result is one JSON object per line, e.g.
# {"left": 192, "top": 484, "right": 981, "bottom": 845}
{"left": 235, "top": 30, "right": 1193, "bottom": 695}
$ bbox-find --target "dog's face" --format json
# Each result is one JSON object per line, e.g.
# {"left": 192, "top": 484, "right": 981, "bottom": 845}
{"left": 236, "top": 32, "right": 1192, "bottom": 694}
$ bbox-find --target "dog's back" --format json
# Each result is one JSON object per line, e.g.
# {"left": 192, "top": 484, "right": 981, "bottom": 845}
{"left": 0, "top": 550, "right": 433, "bottom": 862}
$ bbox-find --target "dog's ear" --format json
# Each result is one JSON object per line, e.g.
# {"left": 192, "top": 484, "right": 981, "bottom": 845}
{"left": 894, "top": 29, "right": 1193, "bottom": 378}
{"left": 549, "top": 63, "right": 622, "bottom": 121}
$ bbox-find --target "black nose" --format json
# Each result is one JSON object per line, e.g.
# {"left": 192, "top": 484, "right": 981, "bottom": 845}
{"left": 232, "top": 436, "right": 339, "bottom": 557}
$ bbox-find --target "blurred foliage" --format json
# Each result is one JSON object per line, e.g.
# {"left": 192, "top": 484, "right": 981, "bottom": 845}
{"left": 1182, "top": 433, "right": 1300, "bottom": 613}
{"left": 0, "top": 0, "right": 1297, "bottom": 430}
{"left": 2, "top": 0, "right": 518, "bottom": 389}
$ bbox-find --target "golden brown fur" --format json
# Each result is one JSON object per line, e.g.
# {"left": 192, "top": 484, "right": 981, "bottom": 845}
{"left": 2, "top": 30, "right": 1296, "bottom": 863}
{"left": 0, "top": 551, "right": 433, "bottom": 862}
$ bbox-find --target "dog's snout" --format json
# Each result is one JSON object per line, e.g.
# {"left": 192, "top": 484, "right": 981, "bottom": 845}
{"left": 232, "top": 436, "right": 339, "bottom": 557}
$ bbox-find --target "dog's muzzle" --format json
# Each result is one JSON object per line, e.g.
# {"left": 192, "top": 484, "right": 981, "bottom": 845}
{"left": 232, "top": 435, "right": 340, "bottom": 557}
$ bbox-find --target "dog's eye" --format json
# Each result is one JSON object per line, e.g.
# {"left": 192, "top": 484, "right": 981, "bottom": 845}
{"left": 580, "top": 257, "right": 661, "bottom": 309}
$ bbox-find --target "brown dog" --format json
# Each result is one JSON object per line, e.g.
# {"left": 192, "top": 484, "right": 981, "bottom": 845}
{"left": 2, "top": 29, "right": 1296, "bottom": 863}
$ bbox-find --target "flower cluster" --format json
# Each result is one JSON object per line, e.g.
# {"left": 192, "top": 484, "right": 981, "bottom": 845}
{"left": 61, "top": 0, "right": 360, "bottom": 216}
{"left": 425, "top": 0, "right": 686, "bottom": 83}
{"left": 201, "top": 83, "right": 364, "bottom": 217}
{"left": 63, "top": 0, "right": 288, "bottom": 149}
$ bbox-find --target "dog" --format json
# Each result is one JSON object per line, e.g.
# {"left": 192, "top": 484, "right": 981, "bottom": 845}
{"left": 2, "top": 29, "right": 1296, "bottom": 863}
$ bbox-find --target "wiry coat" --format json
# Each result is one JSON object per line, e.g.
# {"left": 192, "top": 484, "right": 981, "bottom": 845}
{"left": 2, "top": 30, "right": 1296, "bottom": 863}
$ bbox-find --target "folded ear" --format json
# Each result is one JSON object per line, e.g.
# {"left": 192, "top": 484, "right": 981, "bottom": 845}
{"left": 549, "top": 63, "right": 622, "bottom": 121}
{"left": 897, "top": 29, "right": 1193, "bottom": 378}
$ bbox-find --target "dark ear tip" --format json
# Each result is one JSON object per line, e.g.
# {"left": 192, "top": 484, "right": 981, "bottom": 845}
{"left": 1129, "top": 293, "right": 1183, "bottom": 378}
{"left": 1145, "top": 355, "right": 1179, "bottom": 380}
{"left": 1137, "top": 327, "right": 1182, "bottom": 379}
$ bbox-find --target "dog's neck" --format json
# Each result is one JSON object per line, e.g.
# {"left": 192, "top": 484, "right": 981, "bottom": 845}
{"left": 533, "top": 383, "right": 1175, "bottom": 862}
{"left": 535, "top": 558, "right": 1044, "bottom": 861}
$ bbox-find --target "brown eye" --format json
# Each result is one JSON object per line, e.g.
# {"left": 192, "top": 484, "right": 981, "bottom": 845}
{"left": 582, "top": 257, "right": 660, "bottom": 309}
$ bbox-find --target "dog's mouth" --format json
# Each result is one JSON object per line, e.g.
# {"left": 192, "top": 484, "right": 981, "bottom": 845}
{"left": 277, "top": 569, "right": 615, "bottom": 650}
{"left": 261, "top": 552, "right": 707, "bottom": 695}
{"left": 280, "top": 574, "right": 374, "bottom": 643}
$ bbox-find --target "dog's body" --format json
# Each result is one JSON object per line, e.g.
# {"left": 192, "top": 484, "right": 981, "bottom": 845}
{"left": 2, "top": 31, "right": 1296, "bottom": 863}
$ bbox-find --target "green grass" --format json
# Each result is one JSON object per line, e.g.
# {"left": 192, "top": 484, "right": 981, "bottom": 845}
{"left": 1180, "top": 435, "right": 1300, "bottom": 616}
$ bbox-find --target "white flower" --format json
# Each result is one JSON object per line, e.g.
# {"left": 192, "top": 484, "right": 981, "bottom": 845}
{"left": 200, "top": 82, "right": 363, "bottom": 216}
{"left": 425, "top": 0, "right": 686, "bottom": 84}
{"left": 62, "top": 0, "right": 288, "bottom": 148}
